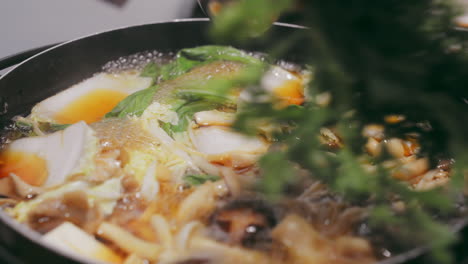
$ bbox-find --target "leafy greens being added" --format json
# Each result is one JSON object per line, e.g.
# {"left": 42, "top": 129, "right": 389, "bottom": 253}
{"left": 210, "top": 0, "right": 468, "bottom": 263}
{"left": 105, "top": 45, "right": 264, "bottom": 124}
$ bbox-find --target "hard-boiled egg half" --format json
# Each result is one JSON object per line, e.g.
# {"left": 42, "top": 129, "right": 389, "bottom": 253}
{"left": 0, "top": 122, "right": 98, "bottom": 187}
{"left": 260, "top": 66, "right": 306, "bottom": 106}
{"left": 29, "top": 72, "right": 152, "bottom": 124}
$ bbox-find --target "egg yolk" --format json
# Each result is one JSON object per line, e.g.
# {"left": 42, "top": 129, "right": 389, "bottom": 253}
{"left": 0, "top": 151, "right": 48, "bottom": 186}
{"left": 54, "top": 89, "right": 128, "bottom": 124}
{"left": 274, "top": 80, "right": 304, "bottom": 106}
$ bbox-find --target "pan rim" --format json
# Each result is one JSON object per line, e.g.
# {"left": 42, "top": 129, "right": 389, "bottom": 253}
{"left": 0, "top": 18, "right": 306, "bottom": 82}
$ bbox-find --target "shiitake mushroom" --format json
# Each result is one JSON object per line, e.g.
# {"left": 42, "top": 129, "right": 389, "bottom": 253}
{"left": 208, "top": 199, "right": 277, "bottom": 250}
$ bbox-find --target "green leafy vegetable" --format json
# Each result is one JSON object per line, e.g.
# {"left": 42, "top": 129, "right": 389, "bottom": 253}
{"left": 211, "top": 0, "right": 292, "bottom": 43}
{"left": 141, "top": 45, "right": 264, "bottom": 82}
{"left": 184, "top": 174, "right": 221, "bottom": 186}
{"left": 108, "top": 46, "right": 264, "bottom": 119}
{"left": 165, "top": 63, "right": 267, "bottom": 133}
{"left": 14, "top": 120, "right": 71, "bottom": 135}
{"left": 177, "top": 89, "right": 236, "bottom": 107}
{"left": 105, "top": 85, "right": 158, "bottom": 118}
{"left": 258, "top": 152, "right": 297, "bottom": 200}
{"left": 158, "top": 56, "right": 200, "bottom": 81}
{"left": 140, "top": 62, "right": 160, "bottom": 82}
{"left": 179, "top": 45, "right": 263, "bottom": 65}
{"left": 47, "top": 123, "right": 71, "bottom": 132}
{"left": 170, "top": 101, "right": 221, "bottom": 133}
{"left": 211, "top": 0, "right": 468, "bottom": 263}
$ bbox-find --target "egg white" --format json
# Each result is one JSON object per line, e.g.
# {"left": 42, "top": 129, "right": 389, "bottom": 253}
{"left": 29, "top": 71, "right": 152, "bottom": 124}
{"left": 239, "top": 66, "right": 305, "bottom": 105}
{"left": 261, "top": 66, "right": 301, "bottom": 92}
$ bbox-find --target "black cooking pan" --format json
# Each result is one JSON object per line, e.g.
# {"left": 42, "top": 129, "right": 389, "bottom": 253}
{"left": 0, "top": 18, "right": 466, "bottom": 264}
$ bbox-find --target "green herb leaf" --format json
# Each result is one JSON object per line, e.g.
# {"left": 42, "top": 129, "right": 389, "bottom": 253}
{"left": 14, "top": 120, "right": 70, "bottom": 134}
{"left": 140, "top": 62, "right": 160, "bottom": 82}
{"left": 335, "top": 148, "right": 375, "bottom": 197}
{"left": 176, "top": 89, "right": 236, "bottom": 106}
{"left": 184, "top": 174, "right": 221, "bottom": 186}
{"left": 14, "top": 120, "right": 33, "bottom": 130}
{"left": 180, "top": 45, "right": 264, "bottom": 65}
{"left": 211, "top": 0, "right": 293, "bottom": 43}
{"left": 158, "top": 56, "right": 199, "bottom": 81}
{"left": 109, "top": 46, "right": 263, "bottom": 119}
{"left": 160, "top": 45, "right": 264, "bottom": 82}
{"left": 164, "top": 61, "right": 266, "bottom": 133}
{"left": 258, "top": 152, "right": 296, "bottom": 200}
{"left": 46, "top": 123, "right": 71, "bottom": 132}
{"left": 211, "top": 0, "right": 468, "bottom": 263}
{"left": 105, "top": 85, "right": 158, "bottom": 118}
{"left": 170, "top": 100, "right": 221, "bottom": 133}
